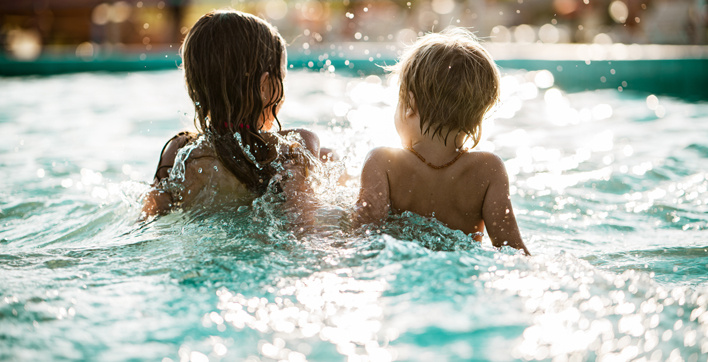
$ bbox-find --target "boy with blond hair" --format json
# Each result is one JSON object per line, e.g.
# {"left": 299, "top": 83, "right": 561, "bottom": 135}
{"left": 355, "top": 28, "right": 530, "bottom": 255}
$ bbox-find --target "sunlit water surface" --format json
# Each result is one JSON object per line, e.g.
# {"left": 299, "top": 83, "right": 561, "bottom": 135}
{"left": 1, "top": 69, "right": 707, "bottom": 361}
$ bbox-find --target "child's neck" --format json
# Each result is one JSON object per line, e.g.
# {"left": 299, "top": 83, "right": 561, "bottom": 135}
{"left": 405, "top": 132, "right": 465, "bottom": 164}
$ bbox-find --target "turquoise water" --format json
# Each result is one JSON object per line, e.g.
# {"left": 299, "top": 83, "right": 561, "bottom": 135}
{"left": 1, "top": 69, "right": 707, "bottom": 361}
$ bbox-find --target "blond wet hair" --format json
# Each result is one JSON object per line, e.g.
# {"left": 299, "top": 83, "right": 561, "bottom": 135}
{"left": 392, "top": 27, "right": 500, "bottom": 148}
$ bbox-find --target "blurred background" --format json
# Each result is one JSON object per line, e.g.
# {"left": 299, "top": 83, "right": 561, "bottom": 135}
{"left": 1, "top": 0, "right": 707, "bottom": 96}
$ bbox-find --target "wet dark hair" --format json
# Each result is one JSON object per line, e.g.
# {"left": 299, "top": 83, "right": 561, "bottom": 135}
{"left": 181, "top": 9, "right": 286, "bottom": 192}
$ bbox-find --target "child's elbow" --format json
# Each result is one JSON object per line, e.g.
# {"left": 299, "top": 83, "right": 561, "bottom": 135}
{"left": 140, "top": 188, "right": 173, "bottom": 220}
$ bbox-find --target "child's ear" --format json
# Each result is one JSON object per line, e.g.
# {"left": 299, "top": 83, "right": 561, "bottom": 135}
{"left": 406, "top": 92, "right": 417, "bottom": 117}
{"left": 260, "top": 72, "right": 270, "bottom": 102}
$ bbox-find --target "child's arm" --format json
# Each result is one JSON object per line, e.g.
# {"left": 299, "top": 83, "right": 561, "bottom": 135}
{"left": 141, "top": 188, "right": 173, "bottom": 219}
{"left": 140, "top": 133, "right": 192, "bottom": 219}
{"left": 354, "top": 148, "right": 391, "bottom": 225}
{"left": 482, "top": 154, "right": 531, "bottom": 255}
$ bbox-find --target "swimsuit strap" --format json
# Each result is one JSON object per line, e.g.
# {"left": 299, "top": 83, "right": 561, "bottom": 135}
{"left": 153, "top": 154, "right": 215, "bottom": 179}
{"left": 152, "top": 131, "right": 191, "bottom": 183}
{"left": 405, "top": 147, "right": 466, "bottom": 169}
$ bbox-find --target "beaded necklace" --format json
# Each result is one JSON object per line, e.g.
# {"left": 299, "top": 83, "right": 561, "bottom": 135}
{"left": 405, "top": 147, "right": 466, "bottom": 169}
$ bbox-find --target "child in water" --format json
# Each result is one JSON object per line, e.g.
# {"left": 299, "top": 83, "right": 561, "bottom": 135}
{"left": 355, "top": 28, "right": 530, "bottom": 255}
{"left": 142, "top": 10, "right": 322, "bottom": 218}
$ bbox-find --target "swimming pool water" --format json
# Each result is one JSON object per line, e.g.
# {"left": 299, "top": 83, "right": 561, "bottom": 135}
{"left": 1, "top": 69, "right": 707, "bottom": 361}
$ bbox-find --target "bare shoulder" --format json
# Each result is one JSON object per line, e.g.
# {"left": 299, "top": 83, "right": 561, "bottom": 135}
{"left": 143, "top": 132, "right": 205, "bottom": 217}
{"left": 160, "top": 132, "right": 214, "bottom": 170}
{"left": 153, "top": 132, "right": 199, "bottom": 183}
{"left": 464, "top": 150, "right": 504, "bottom": 164}
{"left": 364, "top": 146, "right": 402, "bottom": 164}
{"left": 178, "top": 144, "right": 218, "bottom": 191}
{"left": 461, "top": 151, "right": 508, "bottom": 176}
{"left": 185, "top": 138, "right": 216, "bottom": 159}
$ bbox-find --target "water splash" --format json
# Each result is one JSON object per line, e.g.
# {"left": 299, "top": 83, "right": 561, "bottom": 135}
{"left": 2, "top": 69, "right": 708, "bottom": 361}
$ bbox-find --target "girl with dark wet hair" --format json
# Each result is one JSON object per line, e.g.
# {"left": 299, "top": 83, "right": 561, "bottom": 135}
{"left": 142, "top": 9, "right": 322, "bottom": 218}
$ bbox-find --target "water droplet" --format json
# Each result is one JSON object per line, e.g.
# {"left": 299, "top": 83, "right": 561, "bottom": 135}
{"left": 198, "top": 168, "right": 203, "bottom": 173}
{"left": 646, "top": 94, "right": 659, "bottom": 110}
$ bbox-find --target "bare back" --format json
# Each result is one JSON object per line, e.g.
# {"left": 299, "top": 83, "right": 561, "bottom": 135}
{"left": 387, "top": 149, "right": 491, "bottom": 236}
{"left": 141, "top": 129, "right": 320, "bottom": 218}
{"left": 141, "top": 134, "right": 253, "bottom": 217}
{"left": 356, "top": 147, "right": 529, "bottom": 254}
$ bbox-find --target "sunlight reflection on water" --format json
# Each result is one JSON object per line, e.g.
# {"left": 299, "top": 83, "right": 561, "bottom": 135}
{"left": 1, "top": 68, "right": 707, "bottom": 361}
